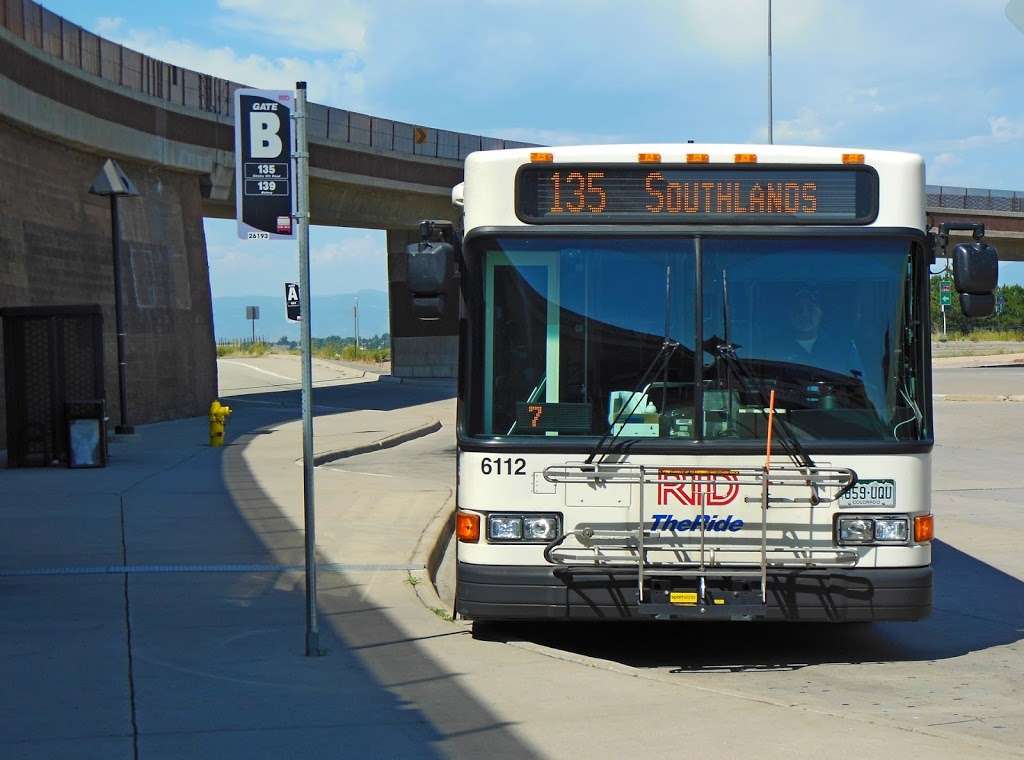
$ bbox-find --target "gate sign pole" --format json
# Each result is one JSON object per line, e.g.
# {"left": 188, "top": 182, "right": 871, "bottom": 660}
{"left": 235, "top": 89, "right": 297, "bottom": 240}
{"left": 293, "top": 82, "right": 322, "bottom": 657}
{"left": 285, "top": 282, "right": 301, "bottom": 321}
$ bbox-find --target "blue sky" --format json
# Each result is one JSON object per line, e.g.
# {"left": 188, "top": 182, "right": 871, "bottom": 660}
{"left": 47, "top": 0, "right": 1024, "bottom": 294}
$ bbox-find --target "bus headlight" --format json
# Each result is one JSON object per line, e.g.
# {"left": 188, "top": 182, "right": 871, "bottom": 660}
{"left": 523, "top": 516, "right": 559, "bottom": 540}
{"left": 874, "top": 518, "right": 909, "bottom": 542}
{"left": 837, "top": 517, "right": 873, "bottom": 545}
{"left": 836, "top": 515, "right": 912, "bottom": 546}
{"left": 486, "top": 513, "right": 561, "bottom": 543}
{"left": 488, "top": 516, "right": 523, "bottom": 541}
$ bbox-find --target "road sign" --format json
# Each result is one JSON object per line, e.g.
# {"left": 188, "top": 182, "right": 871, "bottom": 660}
{"left": 285, "top": 282, "right": 301, "bottom": 321}
{"left": 235, "top": 89, "right": 296, "bottom": 240}
{"left": 940, "top": 291, "right": 952, "bottom": 307}
{"left": 414, "top": 126, "right": 428, "bottom": 144}
{"left": 245, "top": 305, "right": 260, "bottom": 320}
{"left": 940, "top": 279, "right": 952, "bottom": 292}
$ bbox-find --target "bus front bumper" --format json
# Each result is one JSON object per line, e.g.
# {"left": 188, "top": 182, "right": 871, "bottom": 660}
{"left": 456, "top": 562, "right": 932, "bottom": 622}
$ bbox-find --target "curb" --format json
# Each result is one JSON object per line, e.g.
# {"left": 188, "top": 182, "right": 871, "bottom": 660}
{"left": 312, "top": 420, "right": 442, "bottom": 466}
{"left": 408, "top": 492, "right": 458, "bottom": 619}
{"left": 934, "top": 393, "right": 1024, "bottom": 403}
{"left": 376, "top": 375, "right": 457, "bottom": 390}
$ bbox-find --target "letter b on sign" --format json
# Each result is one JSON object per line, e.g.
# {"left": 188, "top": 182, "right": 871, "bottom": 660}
{"left": 250, "top": 112, "right": 282, "bottom": 158}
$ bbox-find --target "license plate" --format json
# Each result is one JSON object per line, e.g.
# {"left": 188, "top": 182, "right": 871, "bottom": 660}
{"left": 839, "top": 479, "right": 896, "bottom": 507}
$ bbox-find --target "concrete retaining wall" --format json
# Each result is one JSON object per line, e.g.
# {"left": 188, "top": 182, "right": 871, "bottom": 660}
{"left": 0, "top": 121, "right": 217, "bottom": 447}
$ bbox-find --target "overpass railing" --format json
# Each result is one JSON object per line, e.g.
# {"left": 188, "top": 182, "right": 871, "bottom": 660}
{"left": 8, "top": 2, "right": 1024, "bottom": 202}
{"left": 2, "top": 0, "right": 534, "bottom": 160}
{"left": 926, "top": 185, "right": 1024, "bottom": 213}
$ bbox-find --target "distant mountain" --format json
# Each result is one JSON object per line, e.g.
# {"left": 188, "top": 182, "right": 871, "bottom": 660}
{"left": 213, "top": 290, "right": 389, "bottom": 341}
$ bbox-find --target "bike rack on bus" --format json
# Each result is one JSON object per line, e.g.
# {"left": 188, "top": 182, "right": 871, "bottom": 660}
{"left": 542, "top": 462, "right": 858, "bottom": 620}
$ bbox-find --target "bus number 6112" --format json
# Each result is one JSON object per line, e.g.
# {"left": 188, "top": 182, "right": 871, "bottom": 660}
{"left": 481, "top": 457, "right": 526, "bottom": 475}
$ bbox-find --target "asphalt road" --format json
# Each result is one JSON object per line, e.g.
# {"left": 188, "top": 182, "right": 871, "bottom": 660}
{"left": 438, "top": 366, "right": 1024, "bottom": 756}
{"left": 933, "top": 365, "right": 1024, "bottom": 396}
{"left": 214, "top": 357, "right": 1023, "bottom": 757}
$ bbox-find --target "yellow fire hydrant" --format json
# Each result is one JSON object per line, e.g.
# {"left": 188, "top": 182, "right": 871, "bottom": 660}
{"left": 209, "top": 400, "right": 232, "bottom": 447}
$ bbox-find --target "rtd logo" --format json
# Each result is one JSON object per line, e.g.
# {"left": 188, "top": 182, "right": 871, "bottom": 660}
{"left": 657, "top": 468, "right": 739, "bottom": 507}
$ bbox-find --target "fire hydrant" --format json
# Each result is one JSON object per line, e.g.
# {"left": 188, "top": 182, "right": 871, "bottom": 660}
{"left": 209, "top": 400, "right": 232, "bottom": 447}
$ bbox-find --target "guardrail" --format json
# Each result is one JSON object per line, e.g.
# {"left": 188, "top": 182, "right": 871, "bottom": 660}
{"left": 1, "top": 0, "right": 533, "bottom": 161}
{"left": 926, "top": 185, "right": 1024, "bottom": 213}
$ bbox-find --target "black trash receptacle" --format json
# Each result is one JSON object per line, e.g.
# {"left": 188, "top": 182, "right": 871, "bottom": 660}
{"left": 65, "top": 400, "right": 108, "bottom": 468}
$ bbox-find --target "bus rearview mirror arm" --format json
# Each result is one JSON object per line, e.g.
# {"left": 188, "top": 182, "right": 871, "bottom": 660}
{"left": 929, "top": 222, "right": 998, "bottom": 318}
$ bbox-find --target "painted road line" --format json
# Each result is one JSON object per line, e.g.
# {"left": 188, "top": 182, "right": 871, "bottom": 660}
{"left": 218, "top": 360, "right": 300, "bottom": 382}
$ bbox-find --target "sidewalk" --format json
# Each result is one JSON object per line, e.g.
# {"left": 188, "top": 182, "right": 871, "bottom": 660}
{"left": 0, "top": 375, "right": 495, "bottom": 760}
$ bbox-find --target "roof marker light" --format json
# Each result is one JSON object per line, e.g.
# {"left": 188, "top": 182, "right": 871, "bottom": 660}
{"left": 734, "top": 153, "right": 758, "bottom": 163}
{"left": 687, "top": 153, "right": 710, "bottom": 163}
{"left": 530, "top": 152, "right": 553, "bottom": 163}
{"left": 638, "top": 153, "right": 661, "bottom": 163}
{"left": 843, "top": 153, "right": 865, "bottom": 164}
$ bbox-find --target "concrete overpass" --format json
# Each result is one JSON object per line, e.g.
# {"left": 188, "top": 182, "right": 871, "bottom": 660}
{"left": 2, "top": 0, "right": 1023, "bottom": 449}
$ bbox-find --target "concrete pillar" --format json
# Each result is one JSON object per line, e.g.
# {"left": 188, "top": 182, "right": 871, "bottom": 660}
{"left": 386, "top": 229, "right": 459, "bottom": 378}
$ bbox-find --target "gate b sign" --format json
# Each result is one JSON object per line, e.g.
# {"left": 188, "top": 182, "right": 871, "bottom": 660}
{"left": 234, "top": 89, "right": 296, "bottom": 240}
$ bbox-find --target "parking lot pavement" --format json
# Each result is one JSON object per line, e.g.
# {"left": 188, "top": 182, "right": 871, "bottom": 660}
{"left": 476, "top": 396, "right": 1024, "bottom": 757}
{"left": 1, "top": 358, "right": 1021, "bottom": 759}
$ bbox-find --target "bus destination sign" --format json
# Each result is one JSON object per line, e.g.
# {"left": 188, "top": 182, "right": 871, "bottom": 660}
{"left": 516, "top": 165, "right": 877, "bottom": 225}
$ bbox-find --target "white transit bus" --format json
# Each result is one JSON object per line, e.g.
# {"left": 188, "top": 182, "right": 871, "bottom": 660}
{"left": 405, "top": 144, "right": 998, "bottom": 622}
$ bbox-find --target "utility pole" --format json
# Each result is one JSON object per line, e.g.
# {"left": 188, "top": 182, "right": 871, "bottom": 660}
{"left": 353, "top": 296, "right": 359, "bottom": 353}
{"left": 768, "top": 0, "right": 774, "bottom": 144}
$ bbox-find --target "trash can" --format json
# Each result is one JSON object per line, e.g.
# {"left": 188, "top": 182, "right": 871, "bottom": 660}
{"left": 65, "top": 400, "right": 108, "bottom": 468}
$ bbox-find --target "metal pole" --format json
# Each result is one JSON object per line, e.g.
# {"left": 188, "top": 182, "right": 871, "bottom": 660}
{"left": 109, "top": 195, "right": 133, "bottom": 434}
{"left": 295, "top": 81, "right": 322, "bottom": 657}
{"left": 251, "top": 317, "right": 255, "bottom": 344}
{"left": 768, "top": 0, "right": 773, "bottom": 145}
{"left": 942, "top": 304, "right": 947, "bottom": 338}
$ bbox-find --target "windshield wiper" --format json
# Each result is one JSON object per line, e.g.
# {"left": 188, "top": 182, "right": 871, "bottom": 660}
{"left": 584, "top": 338, "right": 679, "bottom": 465}
{"left": 713, "top": 341, "right": 817, "bottom": 471}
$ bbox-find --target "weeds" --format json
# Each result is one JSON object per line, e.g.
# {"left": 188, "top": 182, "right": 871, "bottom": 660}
{"left": 216, "top": 341, "right": 271, "bottom": 357}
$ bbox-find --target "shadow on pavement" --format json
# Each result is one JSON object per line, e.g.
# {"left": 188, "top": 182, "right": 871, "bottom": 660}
{"left": 224, "top": 376, "right": 455, "bottom": 418}
{"left": 482, "top": 539, "right": 1024, "bottom": 673}
{"left": 178, "top": 381, "right": 534, "bottom": 758}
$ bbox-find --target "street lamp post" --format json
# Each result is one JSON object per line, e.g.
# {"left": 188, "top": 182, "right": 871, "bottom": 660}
{"left": 768, "top": 0, "right": 774, "bottom": 144}
{"left": 89, "top": 159, "right": 139, "bottom": 435}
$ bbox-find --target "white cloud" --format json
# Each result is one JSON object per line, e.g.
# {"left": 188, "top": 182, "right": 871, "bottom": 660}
{"left": 95, "top": 16, "right": 124, "bottom": 35}
{"left": 750, "top": 107, "right": 833, "bottom": 144}
{"left": 314, "top": 231, "right": 383, "bottom": 264}
{"left": 114, "top": 28, "right": 366, "bottom": 108}
{"left": 215, "top": 0, "right": 369, "bottom": 54}
{"left": 933, "top": 114, "right": 1024, "bottom": 152}
{"left": 673, "top": 0, "right": 833, "bottom": 62}
{"left": 482, "top": 126, "right": 629, "bottom": 147}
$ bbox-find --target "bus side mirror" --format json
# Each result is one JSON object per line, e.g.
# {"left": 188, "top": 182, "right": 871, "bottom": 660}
{"left": 406, "top": 240, "right": 454, "bottom": 320}
{"left": 952, "top": 241, "right": 998, "bottom": 318}
{"left": 960, "top": 293, "right": 995, "bottom": 318}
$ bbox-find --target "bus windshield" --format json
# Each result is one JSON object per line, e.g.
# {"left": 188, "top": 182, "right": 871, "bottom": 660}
{"left": 472, "top": 236, "right": 926, "bottom": 443}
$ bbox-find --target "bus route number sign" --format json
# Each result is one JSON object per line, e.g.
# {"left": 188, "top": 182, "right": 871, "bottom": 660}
{"left": 516, "top": 165, "right": 878, "bottom": 225}
{"left": 235, "top": 89, "right": 296, "bottom": 240}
